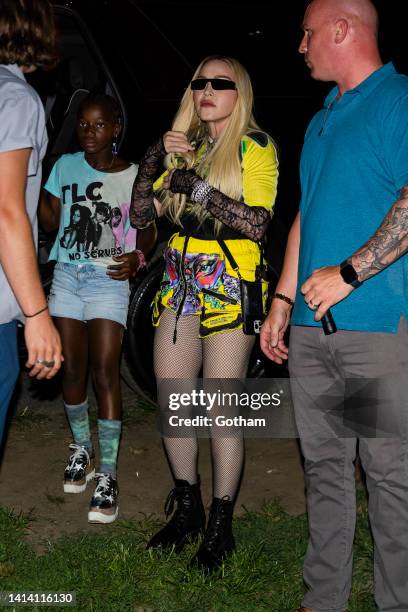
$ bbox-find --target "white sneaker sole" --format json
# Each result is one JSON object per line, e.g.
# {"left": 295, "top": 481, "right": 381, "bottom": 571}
{"left": 88, "top": 505, "right": 119, "bottom": 524}
{"left": 63, "top": 468, "right": 95, "bottom": 493}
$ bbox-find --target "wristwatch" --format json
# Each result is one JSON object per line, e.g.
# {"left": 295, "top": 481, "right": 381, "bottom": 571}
{"left": 340, "top": 259, "right": 362, "bottom": 289}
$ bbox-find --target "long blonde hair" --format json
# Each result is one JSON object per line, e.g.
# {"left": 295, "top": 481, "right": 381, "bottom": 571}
{"left": 159, "top": 55, "right": 260, "bottom": 231}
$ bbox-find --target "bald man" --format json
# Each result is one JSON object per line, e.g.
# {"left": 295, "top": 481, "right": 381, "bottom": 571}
{"left": 261, "top": 1, "right": 408, "bottom": 611}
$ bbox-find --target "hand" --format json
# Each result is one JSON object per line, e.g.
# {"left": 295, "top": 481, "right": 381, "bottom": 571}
{"left": 162, "top": 168, "right": 197, "bottom": 191}
{"left": 168, "top": 168, "right": 201, "bottom": 197}
{"left": 25, "top": 312, "right": 63, "bottom": 380}
{"left": 107, "top": 253, "right": 141, "bottom": 280}
{"left": 163, "top": 131, "right": 195, "bottom": 155}
{"left": 301, "top": 265, "right": 353, "bottom": 321}
{"left": 260, "top": 300, "right": 291, "bottom": 364}
{"left": 163, "top": 169, "right": 176, "bottom": 190}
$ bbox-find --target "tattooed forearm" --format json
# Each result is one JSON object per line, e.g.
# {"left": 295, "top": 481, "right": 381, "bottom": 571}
{"left": 351, "top": 186, "right": 408, "bottom": 281}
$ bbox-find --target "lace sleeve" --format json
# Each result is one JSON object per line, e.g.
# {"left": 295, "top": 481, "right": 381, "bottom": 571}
{"left": 169, "top": 169, "right": 272, "bottom": 241}
{"left": 202, "top": 190, "right": 271, "bottom": 241}
{"left": 129, "top": 138, "right": 166, "bottom": 229}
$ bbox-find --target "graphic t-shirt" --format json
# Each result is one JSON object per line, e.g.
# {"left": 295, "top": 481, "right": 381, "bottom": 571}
{"left": 45, "top": 152, "right": 138, "bottom": 266}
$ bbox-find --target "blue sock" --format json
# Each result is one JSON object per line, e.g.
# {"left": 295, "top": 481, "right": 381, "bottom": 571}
{"left": 98, "top": 419, "right": 122, "bottom": 477}
{"left": 64, "top": 398, "right": 93, "bottom": 452}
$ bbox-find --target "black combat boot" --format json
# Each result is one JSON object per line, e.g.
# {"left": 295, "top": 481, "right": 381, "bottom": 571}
{"left": 146, "top": 478, "right": 206, "bottom": 553}
{"left": 192, "top": 496, "right": 235, "bottom": 573}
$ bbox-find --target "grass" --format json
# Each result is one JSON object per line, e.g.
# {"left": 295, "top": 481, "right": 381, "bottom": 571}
{"left": 0, "top": 490, "right": 376, "bottom": 612}
{"left": 10, "top": 366, "right": 155, "bottom": 434}
{"left": 12, "top": 405, "right": 50, "bottom": 430}
{"left": 10, "top": 394, "right": 152, "bottom": 433}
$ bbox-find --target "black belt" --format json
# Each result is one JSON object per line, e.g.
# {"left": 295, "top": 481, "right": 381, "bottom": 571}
{"left": 178, "top": 228, "right": 247, "bottom": 240}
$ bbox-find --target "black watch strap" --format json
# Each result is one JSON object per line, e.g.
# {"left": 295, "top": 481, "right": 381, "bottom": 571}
{"left": 340, "top": 259, "right": 362, "bottom": 289}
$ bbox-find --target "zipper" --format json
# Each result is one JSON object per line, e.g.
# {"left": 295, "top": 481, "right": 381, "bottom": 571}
{"left": 202, "top": 288, "right": 239, "bottom": 305}
{"left": 172, "top": 236, "right": 190, "bottom": 344}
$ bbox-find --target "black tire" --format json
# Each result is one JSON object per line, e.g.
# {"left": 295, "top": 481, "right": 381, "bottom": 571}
{"left": 124, "top": 258, "right": 288, "bottom": 405}
{"left": 123, "top": 259, "right": 165, "bottom": 404}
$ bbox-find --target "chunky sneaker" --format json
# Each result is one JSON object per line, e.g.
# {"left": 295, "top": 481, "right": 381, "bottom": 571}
{"left": 63, "top": 444, "right": 95, "bottom": 493}
{"left": 88, "top": 473, "right": 119, "bottom": 524}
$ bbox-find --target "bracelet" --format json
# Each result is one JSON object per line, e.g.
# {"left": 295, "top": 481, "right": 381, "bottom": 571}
{"left": 24, "top": 304, "right": 48, "bottom": 318}
{"left": 272, "top": 293, "right": 295, "bottom": 307}
{"left": 191, "top": 179, "right": 215, "bottom": 205}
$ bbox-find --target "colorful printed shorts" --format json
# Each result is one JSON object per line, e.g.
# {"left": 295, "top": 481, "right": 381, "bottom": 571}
{"left": 152, "top": 234, "right": 267, "bottom": 338}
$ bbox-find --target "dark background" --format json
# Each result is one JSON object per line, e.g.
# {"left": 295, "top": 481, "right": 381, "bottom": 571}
{"left": 25, "top": 0, "right": 408, "bottom": 391}
{"left": 37, "top": 0, "right": 408, "bottom": 228}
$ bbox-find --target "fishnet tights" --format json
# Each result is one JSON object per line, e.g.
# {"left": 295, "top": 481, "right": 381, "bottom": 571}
{"left": 154, "top": 309, "right": 255, "bottom": 500}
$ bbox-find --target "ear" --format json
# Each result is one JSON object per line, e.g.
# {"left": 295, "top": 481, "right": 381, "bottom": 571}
{"left": 334, "top": 18, "right": 348, "bottom": 44}
{"left": 114, "top": 124, "right": 122, "bottom": 138}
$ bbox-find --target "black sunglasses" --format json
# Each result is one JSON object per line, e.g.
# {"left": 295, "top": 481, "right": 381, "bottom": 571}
{"left": 190, "top": 78, "right": 237, "bottom": 91}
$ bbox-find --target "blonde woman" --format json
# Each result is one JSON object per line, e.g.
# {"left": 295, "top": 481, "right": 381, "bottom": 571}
{"left": 130, "top": 55, "right": 278, "bottom": 572}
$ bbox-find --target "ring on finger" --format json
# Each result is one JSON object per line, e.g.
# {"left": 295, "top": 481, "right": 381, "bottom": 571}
{"left": 35, "top": 358, "right": 55, "bottom": 368}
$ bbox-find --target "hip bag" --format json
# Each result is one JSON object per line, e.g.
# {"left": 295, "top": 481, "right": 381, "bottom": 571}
{"left": 217, "top": 239, "right": 267, "bottom": 335}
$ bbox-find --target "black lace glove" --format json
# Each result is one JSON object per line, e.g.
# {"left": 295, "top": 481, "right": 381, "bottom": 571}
{"left": 169, "top": 168, "right": 202, "bottom": 196}
{"left": 170, "top": 170, "right": 271, "bottom": 242}
{"left": 130, "top": 138, "right": 166, "bottom": 229}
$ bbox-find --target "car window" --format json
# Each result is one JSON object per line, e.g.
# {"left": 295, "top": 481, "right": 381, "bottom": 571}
{"left": 135, "top": 1, "right": 309, "bottom": 98}
{"left": 105, "top": 1, "right": 192, "bottom": 100}
{"left": 27, "top": 7, "right": 124, "bottom": 177}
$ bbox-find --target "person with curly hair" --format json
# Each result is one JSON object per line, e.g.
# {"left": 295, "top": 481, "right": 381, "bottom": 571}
{"left": 0, "top": 0, "right": 62, "bottom": 452}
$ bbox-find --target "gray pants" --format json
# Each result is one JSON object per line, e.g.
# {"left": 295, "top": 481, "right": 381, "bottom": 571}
{"left": 289, "top": 317, "right": 408, "bottom": 612}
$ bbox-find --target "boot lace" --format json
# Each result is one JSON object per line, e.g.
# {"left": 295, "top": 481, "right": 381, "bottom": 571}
{"left": 164, "top": 485, "right": 196, "bottom": 529}
{"left": 203, "top": 496, "right": 231, "bottom": 550}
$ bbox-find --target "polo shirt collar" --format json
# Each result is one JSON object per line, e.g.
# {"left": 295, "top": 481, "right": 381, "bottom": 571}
{"left": 0, "top": 64, "right": 26, "bottom": 81}
{"left": 324, "top": 62, "right": 396, "bottom": 107}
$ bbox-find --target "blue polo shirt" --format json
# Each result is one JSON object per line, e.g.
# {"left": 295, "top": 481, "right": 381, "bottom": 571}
{"left": 292, "top": 63, "right": 408, "bottom": 333}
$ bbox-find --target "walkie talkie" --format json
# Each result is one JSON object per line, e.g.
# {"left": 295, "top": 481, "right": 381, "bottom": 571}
{"left": 322, "top": 309, "right": 337, "bottom": 335}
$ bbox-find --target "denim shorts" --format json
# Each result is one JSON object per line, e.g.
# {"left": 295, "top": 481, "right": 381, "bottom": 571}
{"left": 48, "top": 262, "right": 130, "bottom": 327}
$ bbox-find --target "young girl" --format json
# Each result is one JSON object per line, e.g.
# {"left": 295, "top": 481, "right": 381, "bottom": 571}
{"left": 39, "top": 93, "right": 145, "bottom": 523}
{"left": 130, "top": 56, "right": 278, "bottom": 571}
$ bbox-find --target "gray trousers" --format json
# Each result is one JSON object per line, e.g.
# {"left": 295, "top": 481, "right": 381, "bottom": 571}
{"left": 289, "top": 317, "right": 408, "bottom": 612}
